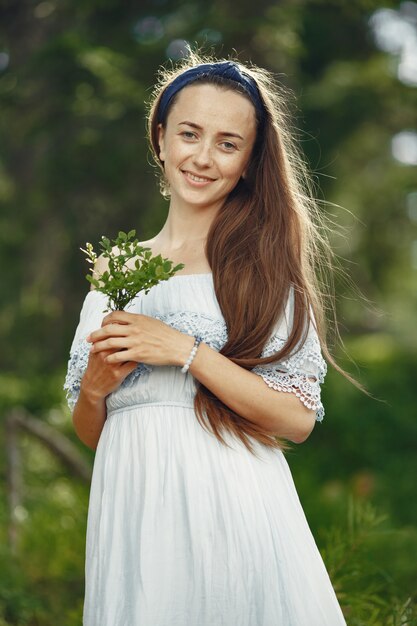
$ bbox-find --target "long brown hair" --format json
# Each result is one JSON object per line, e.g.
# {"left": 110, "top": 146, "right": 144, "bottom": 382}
{"left": 146, "top": 51, "right": 366, "bottom": 458}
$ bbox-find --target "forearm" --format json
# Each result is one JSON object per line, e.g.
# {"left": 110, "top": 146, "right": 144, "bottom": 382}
{"left": 72, "top": 385, "right": 107, "bottom": 451}
{"left": 180, "top": 340, "right": 315, "bottom": 444}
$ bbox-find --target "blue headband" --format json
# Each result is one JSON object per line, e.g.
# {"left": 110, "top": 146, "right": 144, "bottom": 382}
{"left": 157, "top": 61, "right": 266, "bottom": 124}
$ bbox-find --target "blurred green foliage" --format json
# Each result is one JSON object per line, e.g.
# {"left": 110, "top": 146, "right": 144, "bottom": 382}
{"left": 1, "top": 0, "right": 416, "bottom": 623}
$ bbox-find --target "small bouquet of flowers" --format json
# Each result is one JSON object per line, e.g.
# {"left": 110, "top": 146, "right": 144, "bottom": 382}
{"left": 81, "top": 229, "right": 185, "bottom": 311}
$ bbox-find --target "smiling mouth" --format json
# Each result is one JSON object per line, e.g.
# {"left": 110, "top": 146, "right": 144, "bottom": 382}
{"left": 182, "top": 170, "right": 216, "bottom": 183}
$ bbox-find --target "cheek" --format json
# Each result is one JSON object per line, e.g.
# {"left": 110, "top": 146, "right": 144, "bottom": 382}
{"left": 222, "top": 155, "right": 250, "bottom": 182}
{"left": 165, "top": 136, "right": 190, "bottom": 160}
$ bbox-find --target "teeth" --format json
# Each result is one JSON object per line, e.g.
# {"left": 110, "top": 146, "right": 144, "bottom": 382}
{"left": 186, "top": 172, "right": 212, "bottom": 183}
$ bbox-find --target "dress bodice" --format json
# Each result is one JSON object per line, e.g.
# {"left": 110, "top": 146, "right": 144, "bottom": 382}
{"left": 63, "top": 274, "right": 327, "bottom": 420}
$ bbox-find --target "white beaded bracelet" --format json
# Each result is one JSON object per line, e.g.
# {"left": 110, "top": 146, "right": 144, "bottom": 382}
{"left": 181, "top": 336, "right": 203, "bottom": 374}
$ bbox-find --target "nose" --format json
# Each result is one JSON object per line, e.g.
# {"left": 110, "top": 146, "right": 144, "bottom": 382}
{"left": 192, "top": 141, "right": 213, "bottom": 168}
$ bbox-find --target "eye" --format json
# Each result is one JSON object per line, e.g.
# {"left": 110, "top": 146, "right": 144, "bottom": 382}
{"left": 221, "top": 141, "right": 237, "bottom": 151}
{"left": 181, "top": 131, "right": 197, "bottom": 140}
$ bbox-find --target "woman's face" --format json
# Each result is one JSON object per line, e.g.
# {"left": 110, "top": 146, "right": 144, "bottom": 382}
{"left": 157, "top": 83, "right": 257, "bottom": 212}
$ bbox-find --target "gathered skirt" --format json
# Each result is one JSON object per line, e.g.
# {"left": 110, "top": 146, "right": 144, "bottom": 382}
{"left": 82, "top": 400, "right": 346, "bottom": 626}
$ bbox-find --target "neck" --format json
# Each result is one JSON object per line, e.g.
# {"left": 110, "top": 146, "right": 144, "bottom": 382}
{"left": 155, "top": 196, "right": 219, "bottom": 249}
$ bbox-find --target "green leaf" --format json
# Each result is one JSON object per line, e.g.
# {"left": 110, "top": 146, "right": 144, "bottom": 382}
{"left": 81, "top": 230, "right": 188, "bottom": 310}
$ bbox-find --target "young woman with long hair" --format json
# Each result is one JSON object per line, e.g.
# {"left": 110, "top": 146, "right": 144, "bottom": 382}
{"left": 64, "top": 51, "right": 356, "bottom": 625}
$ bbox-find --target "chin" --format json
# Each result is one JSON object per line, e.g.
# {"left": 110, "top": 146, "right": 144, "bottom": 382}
{"left": 176, "top": 190, "right": 226, "bottom": 209}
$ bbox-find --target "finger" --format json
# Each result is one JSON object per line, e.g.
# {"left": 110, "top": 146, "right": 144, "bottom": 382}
{"left": 119, "top": 361, "right": 139, "bottom": 374}
{"left": 102, "top": 311, "right": 138, "bottom": 326}
{"left": 87, "top": 347, "right": 118, "bottom": 360}
{"left": 88, "top": 323, "right": 130, "bottom": 342}
{"left": 91, "top": 337, "right": 133, "bottom": 353}
{"left": 105, "top": 349, "right": 135, "bottom": 364}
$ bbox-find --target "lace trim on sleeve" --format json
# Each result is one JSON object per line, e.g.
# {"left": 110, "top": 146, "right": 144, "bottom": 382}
{"left": 252, "top": 335, "right": 327, "bottom": 422}
{"left": 63, "top": 339, "right": 92, "bottom": 412}
{"left": 152, "top": 311, "right": 228, "bottom": 351}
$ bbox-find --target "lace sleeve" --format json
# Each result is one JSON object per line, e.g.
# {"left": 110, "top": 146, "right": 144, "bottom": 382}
{"left": 63, "top": 339, "right": 92, "bottom": 411}
{"left": 252, "top": 290, "right": 327, "bottom": 422}
{"left": 252, "top": 334, "right": 327, "bottom": 421}
{"left": 63, "top": 291, "right": 108, "bottom": 412}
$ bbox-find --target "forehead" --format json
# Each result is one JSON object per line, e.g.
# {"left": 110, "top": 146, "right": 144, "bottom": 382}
{"left": 166, "top": 83, "right": 257, "bottom": 133}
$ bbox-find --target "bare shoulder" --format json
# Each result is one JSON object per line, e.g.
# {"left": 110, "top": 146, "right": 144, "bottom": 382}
{"left": 89, "top": 242, "right": 153, "bottom": 291}
{"left": 89, "top": 245, "right": 119, "bottom": 291}
{"left": 89, "top": 255, "right": 105, "bottom": 291}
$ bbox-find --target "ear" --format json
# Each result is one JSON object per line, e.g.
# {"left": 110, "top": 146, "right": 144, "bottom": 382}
{"left": 157, "top": 123, "right": 166, "bottom": 162}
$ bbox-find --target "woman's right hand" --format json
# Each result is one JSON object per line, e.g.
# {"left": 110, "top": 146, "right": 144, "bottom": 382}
{"left": 80, "top": 345, "right": 138, "bottom": 401}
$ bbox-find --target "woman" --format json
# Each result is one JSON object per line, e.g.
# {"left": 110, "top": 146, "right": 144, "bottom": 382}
{"left": 64, "top": 53, "right": 350, "bottom": 625}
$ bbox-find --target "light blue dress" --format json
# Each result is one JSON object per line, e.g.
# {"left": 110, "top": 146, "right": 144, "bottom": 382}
{"left": 64, "top": 273, "right": 347, "bottom": 626}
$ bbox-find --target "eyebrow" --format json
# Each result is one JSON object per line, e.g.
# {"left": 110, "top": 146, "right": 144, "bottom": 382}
{"left": 178, "top": 121, "right": 244, "bottom": 141}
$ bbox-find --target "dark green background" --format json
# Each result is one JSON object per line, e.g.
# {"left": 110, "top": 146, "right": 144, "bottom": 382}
{"left": 1, "top": 0, "right": 416, "bottom": 623}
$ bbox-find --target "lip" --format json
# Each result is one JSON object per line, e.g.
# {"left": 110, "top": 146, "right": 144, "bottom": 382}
{"left": 181, "top": 170, "right": 216, "bottom": 187}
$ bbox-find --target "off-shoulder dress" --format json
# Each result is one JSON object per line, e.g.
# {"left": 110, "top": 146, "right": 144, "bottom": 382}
{"left": 63, "top": 273, "right": 346, "bottom": 626}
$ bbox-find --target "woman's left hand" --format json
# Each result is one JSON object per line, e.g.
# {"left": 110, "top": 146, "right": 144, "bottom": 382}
{"left": 86, "top": 310, "right": 195, "bottom": 368}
